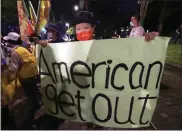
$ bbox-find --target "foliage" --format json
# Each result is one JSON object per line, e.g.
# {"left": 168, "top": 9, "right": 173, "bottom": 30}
{"left": 66, "top": 27, "right": 75, "bottom": 35}
{"left": 166, "top": 44, "right": 182, "bottom": 65}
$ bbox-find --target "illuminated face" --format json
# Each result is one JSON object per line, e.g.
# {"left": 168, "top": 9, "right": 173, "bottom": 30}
{"left": 75, "top": 23, "right": 94, "bottom": 41}
{"left": 130, "top": 17, "right": 138, "bottom": 27}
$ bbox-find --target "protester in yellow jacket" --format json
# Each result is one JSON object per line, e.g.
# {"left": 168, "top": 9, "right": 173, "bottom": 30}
{"left": 3, "top": 32, "right": 41, "bottom": 127}
{"left": 1, "top": 61, "right": 18, "bottom": 129}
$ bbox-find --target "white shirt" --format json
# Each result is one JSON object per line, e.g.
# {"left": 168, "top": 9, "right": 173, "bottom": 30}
{"left": 129, "top": 26, "right": 145, "bottom": 37}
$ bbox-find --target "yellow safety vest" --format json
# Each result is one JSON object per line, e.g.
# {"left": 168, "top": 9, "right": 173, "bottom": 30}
{"left": 14, "top": 46, "right": 38, "bottom": 80}
{"left": 1, "top": 73, "right": 21, "bottom": 106}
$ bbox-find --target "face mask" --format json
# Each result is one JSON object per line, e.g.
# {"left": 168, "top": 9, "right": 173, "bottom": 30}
{"left": 47, "top": 32, "right": 53, "bottom": 39}
{"left": 76, "top": 30, "right": 93, "bottom": 41}
{"left": 130, "top": 22, "right": 134, "bottom": 27}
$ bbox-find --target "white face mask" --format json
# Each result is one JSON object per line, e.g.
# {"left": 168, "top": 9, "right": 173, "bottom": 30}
{"left": 130, "top": 22, "right": 134, "bottom": 27}
{"left": 47, "top": 32, "right": 53, "bottom": 39}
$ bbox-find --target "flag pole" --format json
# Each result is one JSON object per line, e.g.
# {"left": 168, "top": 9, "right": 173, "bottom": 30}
{"left": 28, "top": 0, "right": 37, "bottom": 21}
{"left": 35, "top": 0, "right": 41, "bottom": 33}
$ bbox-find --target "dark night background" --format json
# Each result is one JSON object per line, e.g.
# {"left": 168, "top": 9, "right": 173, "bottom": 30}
{"left": 1, "top": 0, "right": 182, "bottom": 37}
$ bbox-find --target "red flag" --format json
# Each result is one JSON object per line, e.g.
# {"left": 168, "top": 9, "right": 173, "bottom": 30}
{"left": 17, "top": 0, "right": 34, "bottom": 42}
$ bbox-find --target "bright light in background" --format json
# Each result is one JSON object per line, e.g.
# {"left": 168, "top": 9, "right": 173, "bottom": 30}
{"left": 65, "top": 23, "right": 69, "bottom": 27}
{"left": 41, "top": 28, "right": 47, "bottom": 35}
{"left": 74, "top": 5, "right": 79, "bottom": 11}
{"left": 41, "top": 28, "right": 46, "bottom": 32}
{"left": 65, "top": 23, "right": 70, "bottom": 40}
{"left": 41, "top": 28, "right": 47, "bottom": 33}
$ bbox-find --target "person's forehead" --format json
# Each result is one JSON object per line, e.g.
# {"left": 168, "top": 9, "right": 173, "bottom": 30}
{"left": 131, "top": 17, "right": 136, "bottom": 20}
{"left": 76, "top": 23, "right": 91, "bottom": 27}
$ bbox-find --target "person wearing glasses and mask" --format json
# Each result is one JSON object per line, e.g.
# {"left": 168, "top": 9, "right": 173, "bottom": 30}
{"left": 129, "top": 14, "right": 159, "bottom": 41}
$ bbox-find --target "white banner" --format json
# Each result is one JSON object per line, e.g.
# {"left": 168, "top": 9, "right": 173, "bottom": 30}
{"left": 36, "top": 37, "right": 169, "bottom": 128}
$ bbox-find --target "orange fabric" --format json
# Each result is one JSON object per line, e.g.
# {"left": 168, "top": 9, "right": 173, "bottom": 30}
{"left": 76, "top": 30, "right": 93, "bottom": 41}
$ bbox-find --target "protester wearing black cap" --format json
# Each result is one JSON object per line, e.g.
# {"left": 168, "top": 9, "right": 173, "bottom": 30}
{"left": 36, "top": 24, "right": 66, "bottom": 129}
{"left": 73, "top": 11, "right": 104, "bottom": 130}
{"left": 45, "top": 24, "right": 65, "bottom": 43}
{"left": 72, "top": 10, "right": 160, "bottom": 130}
{"left": 38, "top": 23, "right": 65, "bottom": 46}
{"left": 73, "top": 11, "right": 95, "bottom": 41}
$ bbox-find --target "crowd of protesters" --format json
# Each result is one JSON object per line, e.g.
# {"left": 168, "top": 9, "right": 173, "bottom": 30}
{"left": 1, "top": 11, "right": 178, "bottom": 130}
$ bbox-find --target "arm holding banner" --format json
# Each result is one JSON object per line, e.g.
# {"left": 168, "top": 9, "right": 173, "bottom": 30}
{"left": 144, "top": 32, "right": 159, "bottom": 42}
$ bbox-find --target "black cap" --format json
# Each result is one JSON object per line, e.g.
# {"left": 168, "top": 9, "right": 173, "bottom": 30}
{"left": 46, "top": 23, "right": 65, "bottom": 37}
{"left": 73, "top": 11, "right": 95, "bottom": 26}
{"left": 45, "top": 24, "right": 60, "bottom": 32}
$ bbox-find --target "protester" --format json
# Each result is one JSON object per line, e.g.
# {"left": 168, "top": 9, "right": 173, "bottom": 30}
{"left": 46, "top": 24, "right": 65, "bottom": 42}
{"left": 35, "top": 24, "right": 66, "bottom": 129}
{"left": 3, "top": 32, "right": 41, "bottom": 129}
{"left": 73, "top": 11, "right": 95, "bottom": 41}
{"left": 129, "top": 14, "right": 145, "bottom": 37}
{"left": 39, "top": 23, "right": 65, "bottom": 46}
{"left": 2, "top": 35, "right": 15, "bottom": 130}
{"left": 1, "top": 62, "right": 17, "bottom": 130}
{"left": 74, "top": 11, "right": 159, "bottom": 129}
{"left": 73, "top": 11, "right": 103, "bottom": 129}
{"left": 129, "top": 14, "right": 159, "bottom": 41}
